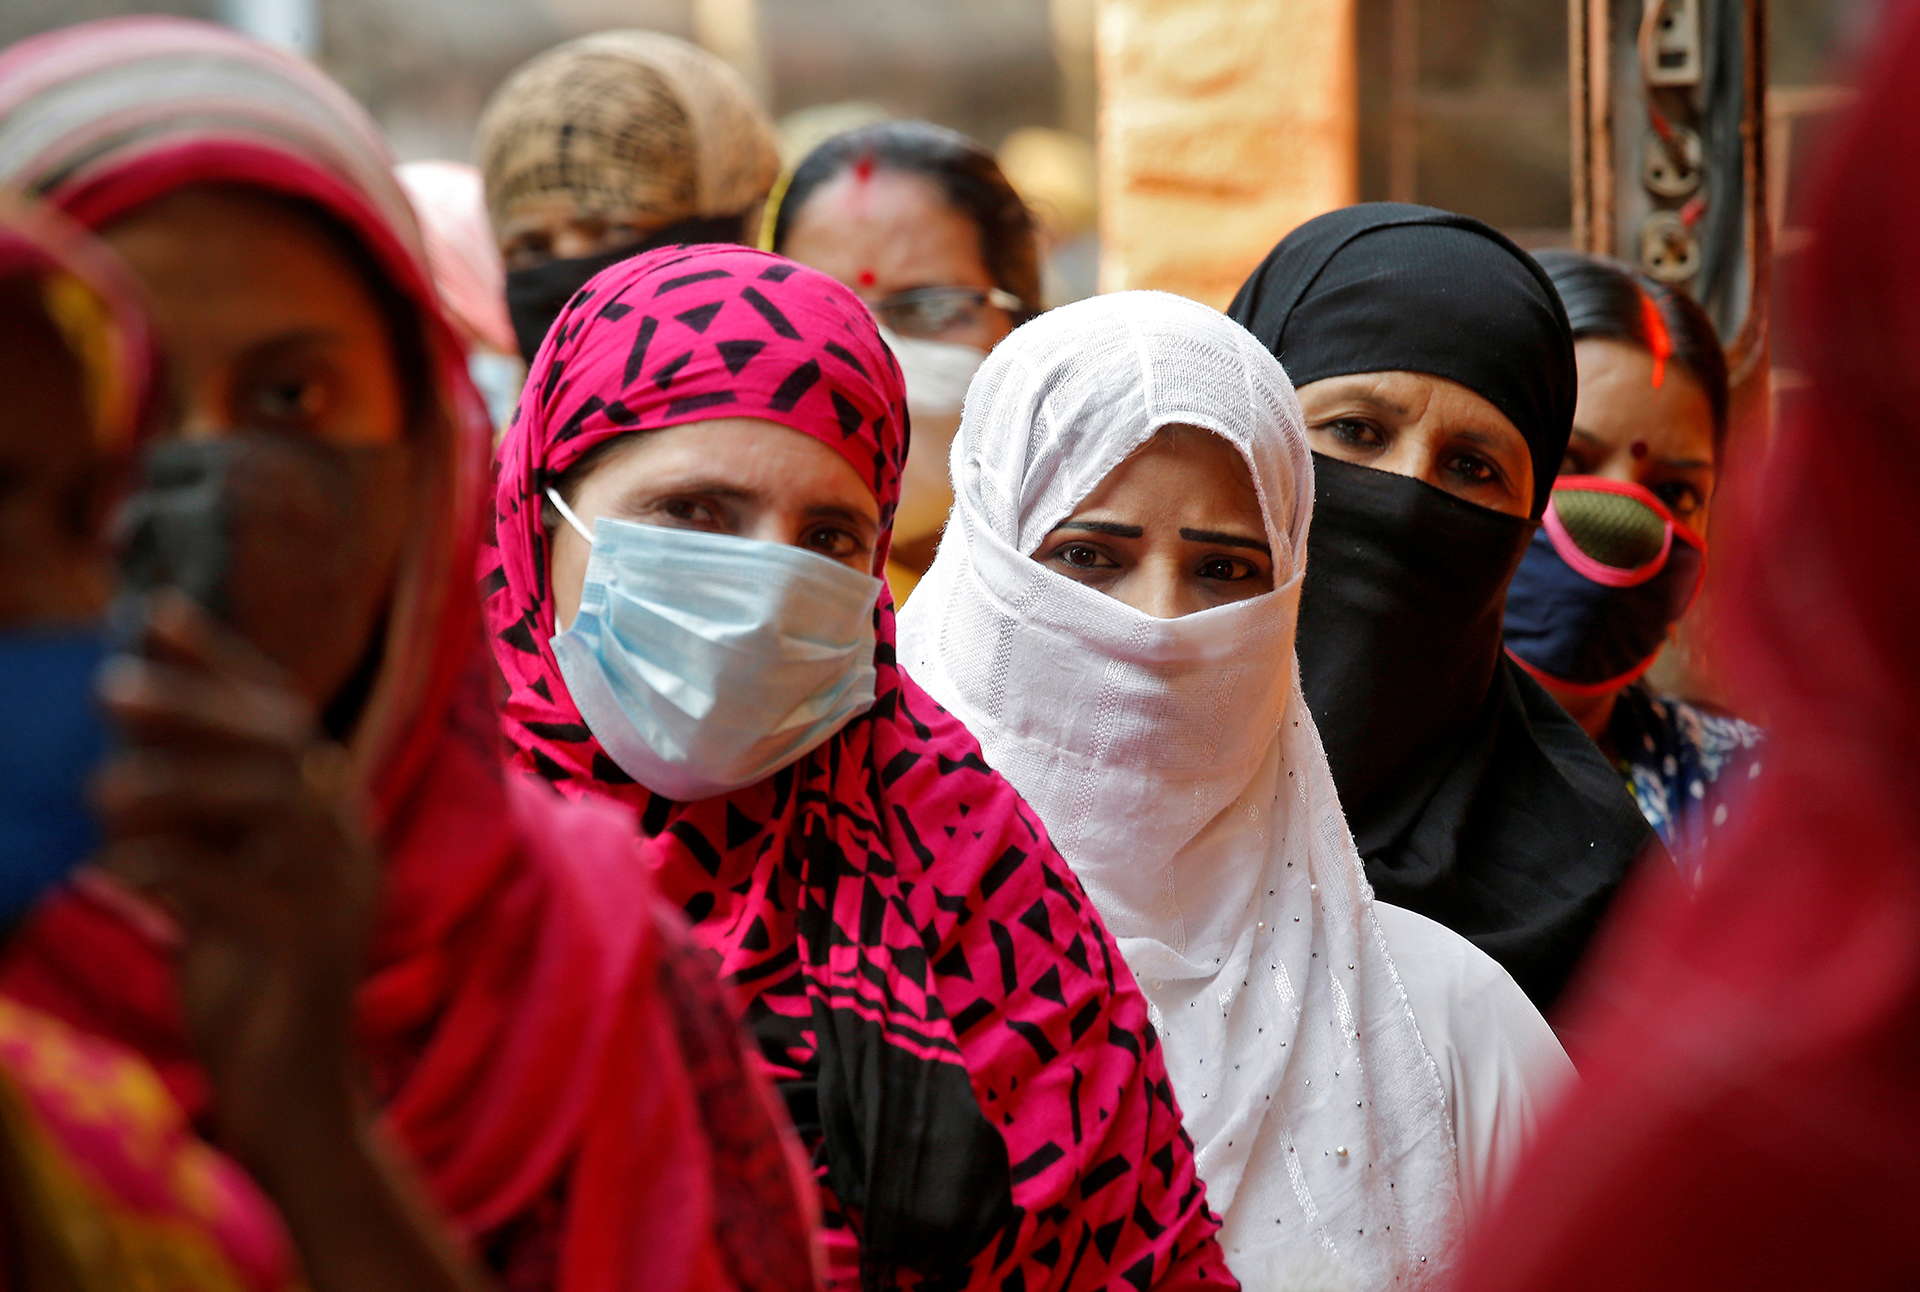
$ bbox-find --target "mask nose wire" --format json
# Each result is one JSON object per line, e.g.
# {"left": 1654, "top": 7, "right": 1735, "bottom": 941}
{"left": 547, "top": 486, "right": 596, "bottom": 544}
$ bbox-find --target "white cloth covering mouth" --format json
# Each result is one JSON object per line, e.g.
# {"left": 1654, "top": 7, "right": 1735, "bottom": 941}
{"left": 895, "top": 290, "right": 1467, "bottom": 1291}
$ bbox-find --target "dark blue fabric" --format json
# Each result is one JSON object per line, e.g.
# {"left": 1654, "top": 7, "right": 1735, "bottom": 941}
{"left": 0, "top": 627, "right": 109, "bottom": 921}
{"left": 1505, "top": 527, "right": 1703, "bottom": 687}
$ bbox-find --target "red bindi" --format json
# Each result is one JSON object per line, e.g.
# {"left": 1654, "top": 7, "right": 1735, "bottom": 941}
{"left": 1631, "top": 440, "right": 1649, "bottom": 460}
{"left": 852, "top": 153, "right": 876, "bottom": 183}
{"left": 856, "top": 268, "right": 876, "bottom": 287}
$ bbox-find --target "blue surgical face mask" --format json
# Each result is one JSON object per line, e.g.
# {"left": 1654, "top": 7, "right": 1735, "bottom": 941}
{"left": 547, "top": 489, "right": 882, "bottom": 802}
{"left": 0, "top": 626, "right": 110, "bottom": 923}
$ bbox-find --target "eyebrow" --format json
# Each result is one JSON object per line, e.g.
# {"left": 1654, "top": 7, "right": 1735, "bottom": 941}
{"left": 244, "top": 327, "right": 348, "bottom": 358}
{"left": 1180, "top": 527, "right": 1270, "bottom": 554}
{"left": 627, "top": 479, "right": 756, "bottom": 506}
{"left": 1056, "top": 519, "right": 1144, "bottom": 538}
{"left": 805, "top": 501, "right": 881, "bottom": 534}
{"left": 1317, "top": 386, "right": 1412, "bottom": 417}
{"left": 1451, "top": 427, "right": 1520, "bottom": 454}
{"left": 624, "top": 480, "right": 879, "bottom": 533}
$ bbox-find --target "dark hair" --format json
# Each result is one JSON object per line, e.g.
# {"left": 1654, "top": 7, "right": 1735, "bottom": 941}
{"left": 772, "top": 120, "right": 1042, "bottom": 313}
{"left": 1534, "top": 250, "right": 1730, "bottom": 452}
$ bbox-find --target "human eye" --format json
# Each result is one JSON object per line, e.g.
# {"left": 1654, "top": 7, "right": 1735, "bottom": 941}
{"left": 1444, "top": 451, "right": 1500, "bottom": 487}
{"left": 883, "top": 290, "right": 978, "bottom": 340}
{"left": 1058, "top": 542, "right": 1113, "bottom": 570}
{"left": 1198, "top": 555, "right": 1259, "bottom": 581}
{"left": 1319, "top": 417, "right": 1386, "bottom": 450}
{"left": 802, "top": 524, "right": 866, "bottom": 561}
{"left": 598, "top": 223, "right": 645, "bottom": 253}
{"left": 1651, "top": 480, "right": 1704, "bottom": 519}
{"left": 242, "top": 365, "right": 335, "bottom": 429}
{"left": 502, "top": 233, "right": 553, "bottom": 271}
{"left": 1036, "top": 536, "right": 1120, "bottom": 578}
{"left": 655, "top": 496, "right": 723, "bottom": 528}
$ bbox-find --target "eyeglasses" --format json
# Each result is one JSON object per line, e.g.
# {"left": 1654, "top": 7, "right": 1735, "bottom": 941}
{"left": 872, "top": 286, "right": 1026, "bottom": 340}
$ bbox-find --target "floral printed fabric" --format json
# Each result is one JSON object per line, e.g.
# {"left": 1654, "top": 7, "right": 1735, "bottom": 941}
{"left": 1611, "top": 684, "right": 1765, "bottom": 884}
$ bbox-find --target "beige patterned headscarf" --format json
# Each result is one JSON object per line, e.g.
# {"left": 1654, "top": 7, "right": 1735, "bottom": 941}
{"left": 476, "top": 30, "right": 778, "bottom": 236}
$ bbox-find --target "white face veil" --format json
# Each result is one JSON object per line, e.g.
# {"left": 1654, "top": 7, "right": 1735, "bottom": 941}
{"left": 896, "top": 291, "right": 1463, "bottom": 1291}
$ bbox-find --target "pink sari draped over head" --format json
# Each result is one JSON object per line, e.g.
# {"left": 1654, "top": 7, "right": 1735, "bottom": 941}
{"left": 0, "top": 19, "right": 816, "bottom": 1292}
{"left": 484, "top": 243, "right": 1233, "bottom": 1291}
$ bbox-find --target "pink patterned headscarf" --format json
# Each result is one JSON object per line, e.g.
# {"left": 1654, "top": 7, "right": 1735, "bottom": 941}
{"left": 485, "top": 244, "right": 1233, "bottom": 1291}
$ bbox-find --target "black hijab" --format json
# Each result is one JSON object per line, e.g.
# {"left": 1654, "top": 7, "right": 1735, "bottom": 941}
{"left": 1229, "top": 203, "right": 1657, "bottom": 1011}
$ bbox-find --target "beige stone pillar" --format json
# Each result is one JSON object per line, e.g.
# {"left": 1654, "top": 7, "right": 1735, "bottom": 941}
{"left": 692, "top": 0, "right": 769, "bottom": 101}
{"left": 1096, "top": 0, "right": 1358, "bottom": 308}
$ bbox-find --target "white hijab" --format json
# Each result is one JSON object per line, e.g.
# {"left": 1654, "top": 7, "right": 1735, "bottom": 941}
{"left": 896, "top": 292, "right": 1462, "bottom": 1292}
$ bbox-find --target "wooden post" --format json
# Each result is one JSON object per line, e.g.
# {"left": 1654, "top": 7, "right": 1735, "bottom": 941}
{"left": 1095, "top": 0, "right": 1359, "bottom": 307}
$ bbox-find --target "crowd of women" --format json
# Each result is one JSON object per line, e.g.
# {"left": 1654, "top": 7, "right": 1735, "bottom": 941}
{"left": 0, "top": 7, "right": 1911, "bottom": 1291}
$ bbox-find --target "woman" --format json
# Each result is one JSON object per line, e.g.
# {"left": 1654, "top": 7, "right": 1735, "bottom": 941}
{"left": 770, "top": 121, "right": 1041, "bottom": 596}
{"left": 1504, "top": 251, "right": 1760, "bottom": 880}
{"left": 476, "top": 30, "right": 780, "bottom": 364}
{"left": 0, "top": 19, "right": 817, "bottom": 1292}
{"left": 1457, "top": 2, "right": 1920, "bottom": 1282}
{"left": 0, "top": 197, "right": 491, "bottom": 1292}
{"left": 897, "top": 291, "right": 1570, "bottom": 1291}
{"left": 485, "top": 243, "right": 1233, "bottom": 1291}
{"left": 1227, "top": 204, "right": 1658, "bottom": 1013}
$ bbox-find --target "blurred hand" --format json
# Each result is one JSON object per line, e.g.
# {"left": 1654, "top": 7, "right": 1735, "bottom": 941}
{"left": 94, "top": 589, "right": 376, "bottom": 1168}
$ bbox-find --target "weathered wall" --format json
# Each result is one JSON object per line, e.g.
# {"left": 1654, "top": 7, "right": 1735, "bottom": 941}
{"left": 1096, "top": 0, "right": 1358, "bottom": 306}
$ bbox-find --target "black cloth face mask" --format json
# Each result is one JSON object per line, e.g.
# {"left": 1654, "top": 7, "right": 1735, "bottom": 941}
{"left": 504, "top": 211, "right": 750, "bottom": 363}
{"left": 1298, "top": 456, "right": 1657, "bottom": 1009}
{"left": 1299, "top": 453, "right": 1532, "bottom": 829}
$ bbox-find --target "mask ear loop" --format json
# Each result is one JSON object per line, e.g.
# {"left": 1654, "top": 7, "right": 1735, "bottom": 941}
{"left": 547, "top": 486, "right": 595, "bottom": 543}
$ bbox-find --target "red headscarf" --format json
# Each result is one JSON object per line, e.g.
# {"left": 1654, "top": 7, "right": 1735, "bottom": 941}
{"left": 485, "top": 244, "right": 1233, "bottom": 1291}
{"left": 0, "top": 20, "right": 816, "bottom": 1292}
{"left": 1455, "top": 6, "right": 1920, "bottom": 1287}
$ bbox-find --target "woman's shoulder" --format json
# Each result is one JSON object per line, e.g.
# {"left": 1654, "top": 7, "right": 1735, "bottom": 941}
{"left": 1618, "top": 686, "right": 1765, "bottom": 767}
{"left": 1370, "top": 900, "right": 1575, "bottom": 1217}
{"left": 1370, "top": 902, "right": 1561, "bottom": 1061}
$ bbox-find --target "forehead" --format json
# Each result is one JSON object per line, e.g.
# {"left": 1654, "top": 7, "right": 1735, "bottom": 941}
{"left": 786, "top": 168, "right": 988, "bottom": 287}
{"left": 1077, "top": 427, "right": 1263, "bottom": 518}
{"left": 585, "top": 418, "right": 879, "bottom": 511}
{"left": 1572, "top": 338, "right": 1716, "bottom": 456}
{"left": 99, "top": 186, "right": 388, "bottom": 345}
{"left": 1297, "top": 369, "right": 1526, "bottom": 449}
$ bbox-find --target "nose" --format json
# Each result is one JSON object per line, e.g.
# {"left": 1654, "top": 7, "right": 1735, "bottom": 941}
{"left": 1367, "top": 436, "right": 1435, "bottom": 489}
{"left": 1116, "top": 563, "right": 1201, "bottom": 620}
{"left": 167, "top": 372, "right": 229, "bottom": 443}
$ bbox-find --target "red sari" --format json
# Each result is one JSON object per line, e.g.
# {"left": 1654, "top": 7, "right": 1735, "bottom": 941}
{"left": 0, "top": 19, "right": 817, "bottom": 1292}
